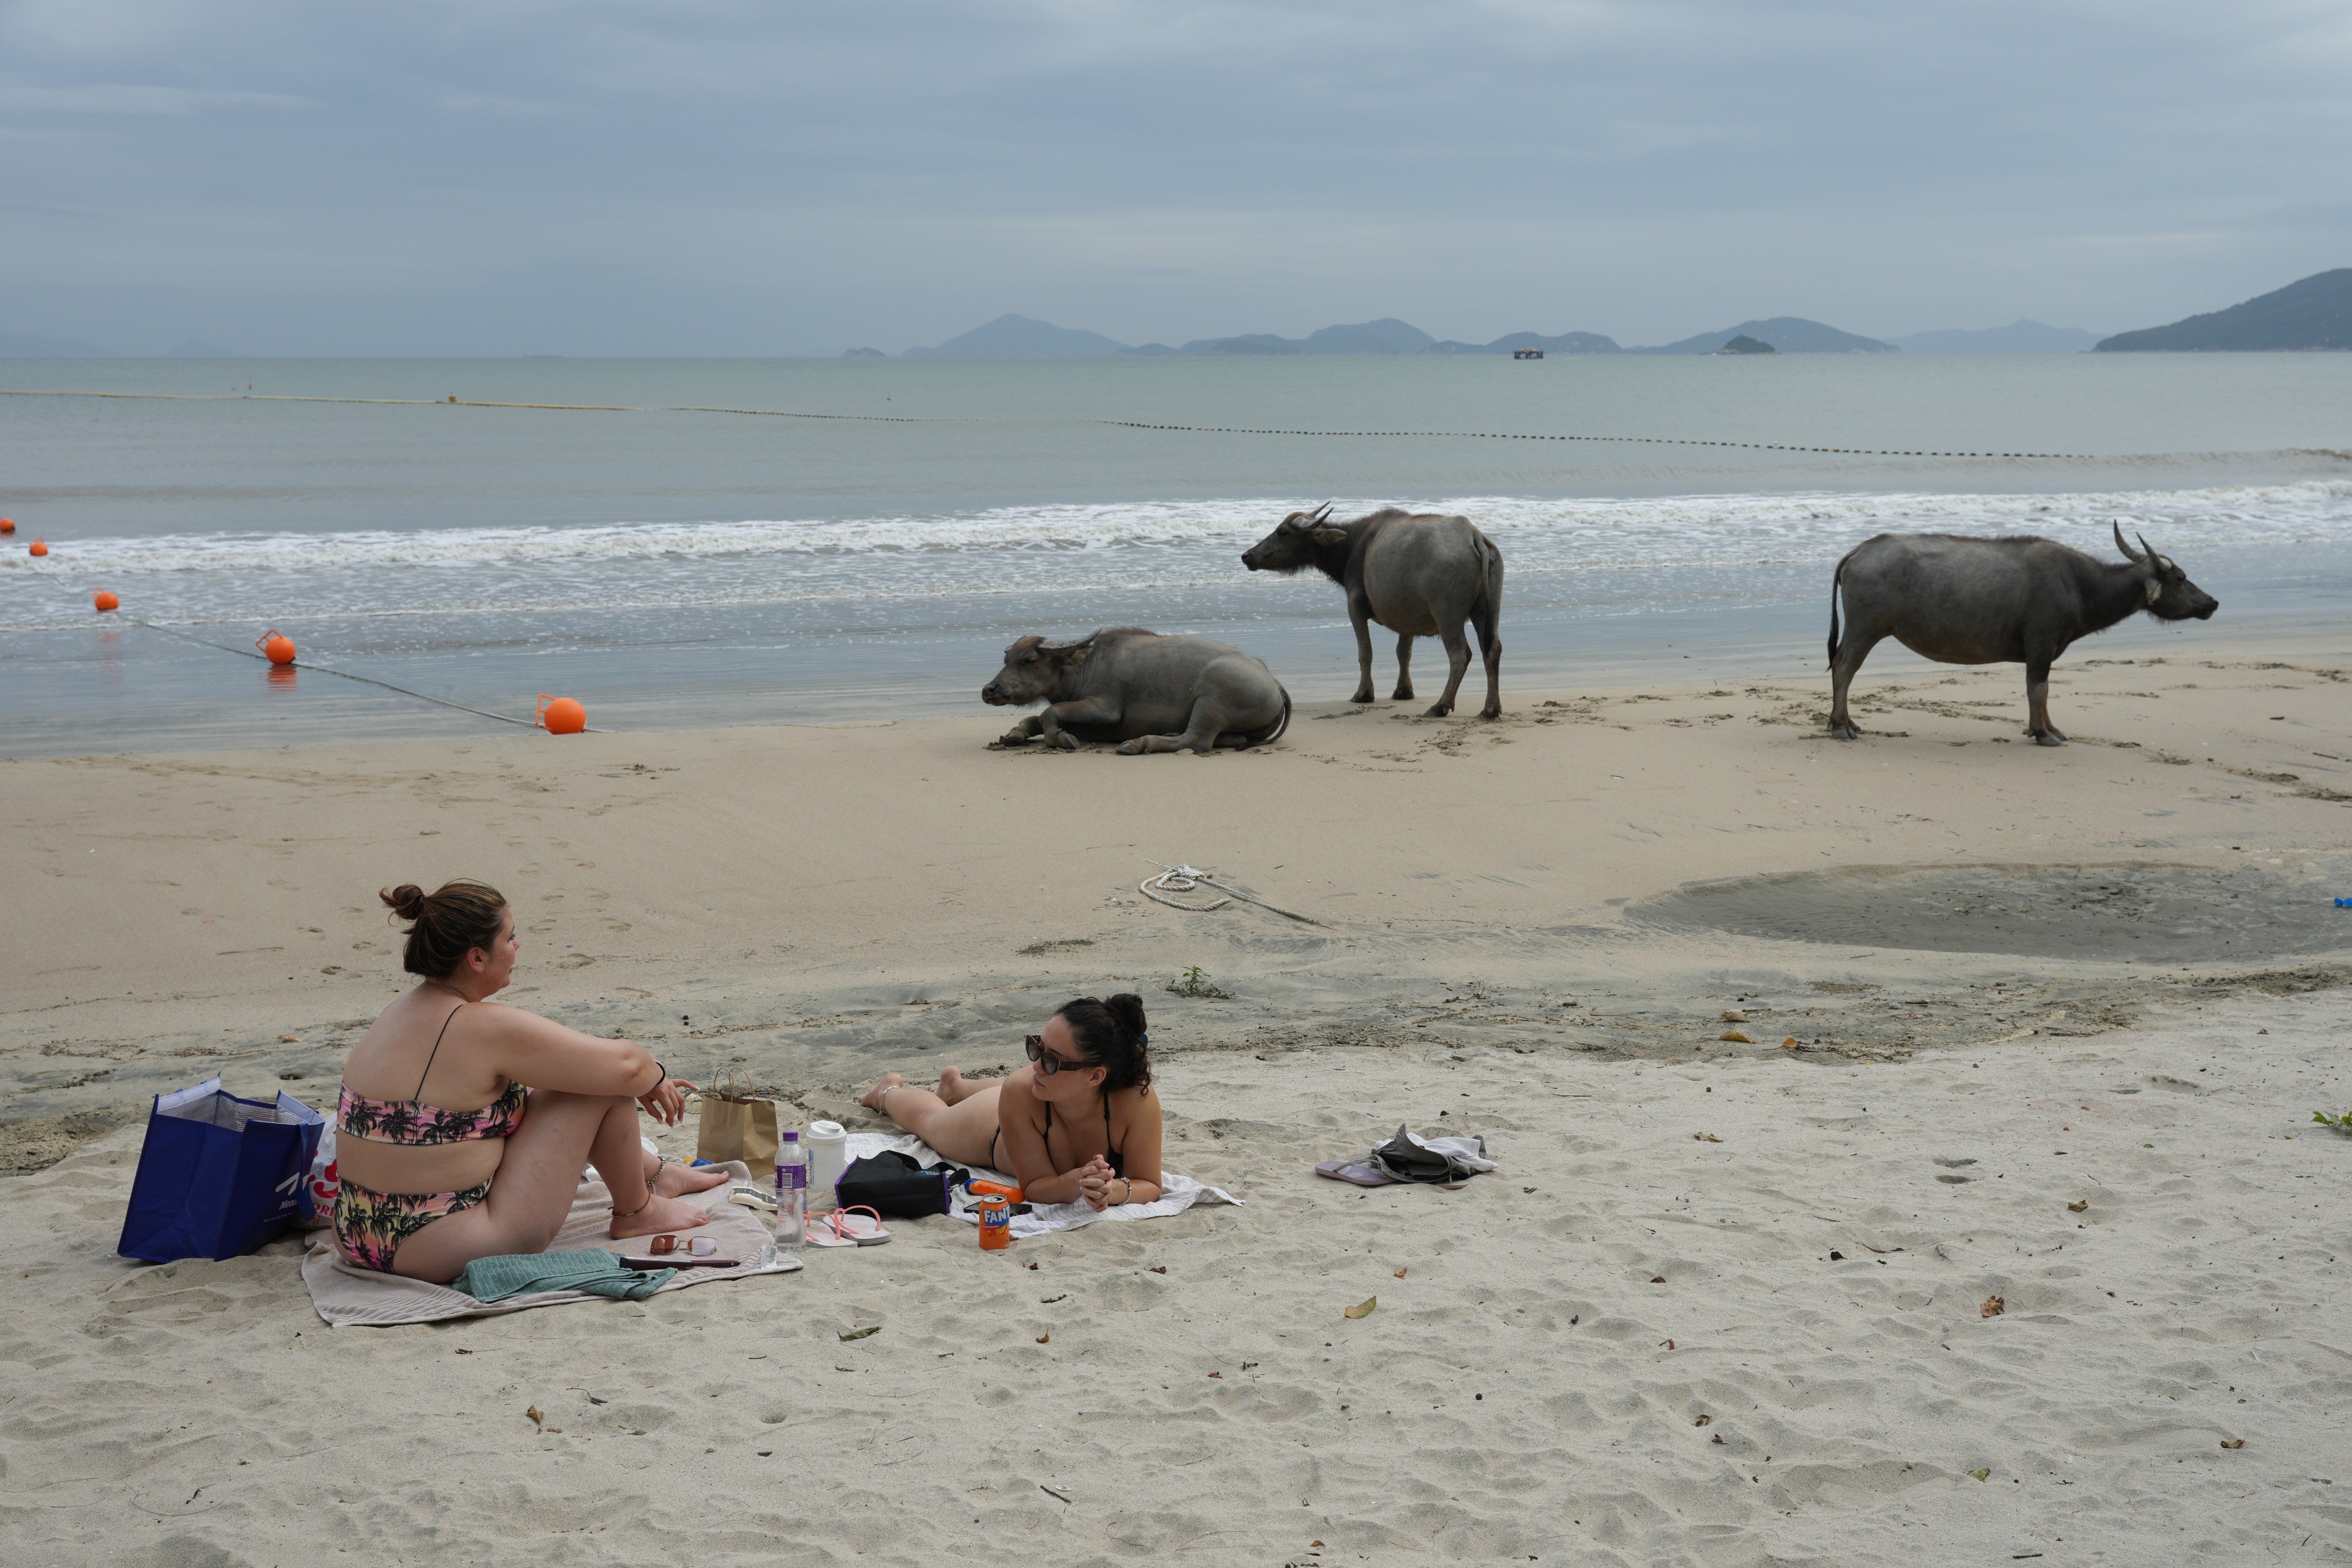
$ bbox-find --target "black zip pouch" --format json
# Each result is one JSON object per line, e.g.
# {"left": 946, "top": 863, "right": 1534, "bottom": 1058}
{"left": 833, "top": 1150, "right": 967, "bottom": 1218}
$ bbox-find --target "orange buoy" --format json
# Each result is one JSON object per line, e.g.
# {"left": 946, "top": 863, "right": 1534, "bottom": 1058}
{"left": 538, "top": 694, "right": 587, "bottom": 735}
{"left": 256, "top": 630, "right": 297, "bottom": 665}
{"left": 28, "top": 539, "right": 48, "bottom": 557}
{"left": 0, "top": 517, "right": 14, "bottom": 533}
{"left": 94, "top": 590, "right": 119, "bottom": 612}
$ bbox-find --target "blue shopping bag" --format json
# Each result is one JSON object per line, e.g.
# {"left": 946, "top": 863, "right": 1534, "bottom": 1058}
{"left": 117, "top": 1077, "right": 326, "bottom": 1263}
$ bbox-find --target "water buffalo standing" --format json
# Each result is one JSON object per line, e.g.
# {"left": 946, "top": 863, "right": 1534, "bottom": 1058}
{"left": 982, "top": 628, "right": 1291, "bottom": 754}
{"left": 1241, "top": 504, "right": 1504, "bottom": 719}
{"left": 1827, "top": 523, "right": 2218, "bottom": 745}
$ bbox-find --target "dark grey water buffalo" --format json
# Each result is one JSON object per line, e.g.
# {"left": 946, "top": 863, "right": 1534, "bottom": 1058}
{"left": 1828, "top": 523, "right": 2218, "bottom": 746}
{"left": 1241, "top": 504, "right": 1504, "bottom": 718}
{"left": 982, "top": 628, "right": 1292, "bottom": 754}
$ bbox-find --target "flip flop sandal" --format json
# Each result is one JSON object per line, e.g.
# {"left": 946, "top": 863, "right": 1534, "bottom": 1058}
{"left": 1314, "top": 1158, "right": 1397, "bottom": 1188}
{"left": 808, "top": 1206, "right": 892, "bottom": 1248}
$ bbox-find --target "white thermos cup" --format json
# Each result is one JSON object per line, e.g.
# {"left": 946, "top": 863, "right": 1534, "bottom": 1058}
{"left": 805, "top": 1119, "right": 849, "bottom": 1210}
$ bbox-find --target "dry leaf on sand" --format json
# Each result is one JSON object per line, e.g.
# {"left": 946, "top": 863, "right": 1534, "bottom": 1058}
{"left": 1393, "top": 1267, "right": 1408, "bottom": 1278}
{"left": 1693, "top": 1414, "right": 1712, "bottom": 1426}
{"left": 525, "top": 1405, "right": 544, "bottom": 1428}
{"left": 2067, "top": 1200, "right": 2089, "bottom": 1212}
{"left": 1035, "top": 1333, "right": 1050, "bottom": 1343}
{"left": 1344, "top": 1296, "right": 1377, "bottom": 1319}
{"left": 1719, "top": 1031, "right": 1752, "bottom": 1044}
{"left": 1694, "top": 1133, "right": 1721, "bottom": 1142}
{"left": 2220, "top": 1439, "right": 2245, "bottom": 1450}
{"left": 1967, "top": 1467, "right": 1991, "bottom": 1481}
{"left": 1981, "top": 1295, "right": 2005, "bottom": 1317}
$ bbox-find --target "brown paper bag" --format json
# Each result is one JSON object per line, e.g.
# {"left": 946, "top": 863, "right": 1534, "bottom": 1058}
{"left": 693, "top": 1070, "right": 779, "bottom": 1171}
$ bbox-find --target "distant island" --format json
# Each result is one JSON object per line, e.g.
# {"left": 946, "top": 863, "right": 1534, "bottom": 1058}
{"left": 893, "top": 312, "right": 1906, "bottom": 358}
{"left": 1716, "top": 335, "right": 1776, "bottom": 355}
{"left": 2096, "top": 268, "right": 2352, "bottom": 352}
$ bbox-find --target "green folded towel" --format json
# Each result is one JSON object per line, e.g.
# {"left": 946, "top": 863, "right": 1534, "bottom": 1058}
{"left": 452, "top": 1248, "right": 675, "bottom": 1303}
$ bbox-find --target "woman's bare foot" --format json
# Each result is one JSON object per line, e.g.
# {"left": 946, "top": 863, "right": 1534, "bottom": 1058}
{"left": 652, "top": 1158, "right": 729, "bottom": 1198}
{"left": 859, "top": 1073, "right": 904, "bottom": 1111}
{"left": 937, "top": 1065, "right": 978, "bottom": 1105}
{"left": 610, "top": 1192, "right": 713, "bottom": 1240}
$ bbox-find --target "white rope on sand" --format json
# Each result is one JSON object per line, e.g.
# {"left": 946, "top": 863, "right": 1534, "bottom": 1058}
{"left": 1138, "top": 859, "right": 1322, "bottom": 924}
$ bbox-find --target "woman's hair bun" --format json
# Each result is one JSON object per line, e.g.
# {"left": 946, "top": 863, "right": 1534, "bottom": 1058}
{"left": 1104, "top": 992, "right": 1148, "bottom": 1038}
{"left": 379, "top": 883, "right": 428, "bottom": 921}
{"left": 379, "top": 878, "right": 508, "bottom": 978}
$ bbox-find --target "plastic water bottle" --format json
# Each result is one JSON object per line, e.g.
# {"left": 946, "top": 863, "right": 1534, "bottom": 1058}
{"left": 773, "top": 1129, "right": 808, "bottom": 1253}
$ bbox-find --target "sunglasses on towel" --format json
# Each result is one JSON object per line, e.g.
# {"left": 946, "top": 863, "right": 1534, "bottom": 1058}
{"left": 1024, "top": 1035, "right": 1098, "bottom": 1076}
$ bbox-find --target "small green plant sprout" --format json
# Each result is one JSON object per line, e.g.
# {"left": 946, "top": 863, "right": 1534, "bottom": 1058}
{"left": 1167, "top": 965, "right": 1232, "bottom": 999}
{"left": 2312, "top": 1110, "right": 2352, "bottom": 1133}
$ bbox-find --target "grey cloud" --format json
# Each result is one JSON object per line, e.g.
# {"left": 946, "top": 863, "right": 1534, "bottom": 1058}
{"left": 1, "top": 1, "right": 2346, "bottom": 354}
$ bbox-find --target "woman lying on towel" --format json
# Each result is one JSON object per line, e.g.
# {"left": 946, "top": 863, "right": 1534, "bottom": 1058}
{"left": 332, "top": 878, "right": 727, "bottom": 1281}
{"left": 860, "top": 994, "right": 1164, "bottom": 1211}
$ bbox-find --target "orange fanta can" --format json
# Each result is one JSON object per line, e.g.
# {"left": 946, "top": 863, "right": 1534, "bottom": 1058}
{"left": 975, "top": 1194, "right": 1012, "bottom": 1250}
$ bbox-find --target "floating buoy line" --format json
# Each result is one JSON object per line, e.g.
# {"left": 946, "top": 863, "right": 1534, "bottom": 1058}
{"left": 15, "top": 563, "right": 595, "bottom": 733}
{"left": 0, "top": 385, "right": 2094, "bottom": 457}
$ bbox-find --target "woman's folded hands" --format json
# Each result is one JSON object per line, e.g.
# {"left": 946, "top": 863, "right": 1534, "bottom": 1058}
{"left": 1076, "top": 1154, "right": 1119, "bottom": 1212}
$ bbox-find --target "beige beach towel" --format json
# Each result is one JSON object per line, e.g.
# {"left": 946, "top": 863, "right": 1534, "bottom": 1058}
{"left": 300, "top": 1161, "right": 798, "bottom": 1327}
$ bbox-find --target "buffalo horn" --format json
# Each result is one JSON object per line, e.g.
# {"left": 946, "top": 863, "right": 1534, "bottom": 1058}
{"left": 1312, "top": 501, "right": 1334, "bottom": 522}
{"left": 2136, "top": 531, "right": 2161, "bottom": 569}
{"left": 2112, "top": 521, "right": 2142, "bottom": 562}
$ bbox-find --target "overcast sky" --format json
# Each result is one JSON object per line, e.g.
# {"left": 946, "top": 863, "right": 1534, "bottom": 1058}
{"left": 4, "top": 1, "right": 2347, "bottom": 356}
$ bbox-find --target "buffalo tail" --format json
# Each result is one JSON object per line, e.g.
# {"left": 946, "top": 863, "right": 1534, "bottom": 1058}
{"left": 1827, "top": 554, "right": 1847, "bottom": 670}
{"left": 1239, "top": 686, "right": 1293, "bottom": 748}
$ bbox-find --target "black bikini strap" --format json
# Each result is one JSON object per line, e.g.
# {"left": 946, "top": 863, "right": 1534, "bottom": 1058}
{"left": 413, "top": 1001, "right": 466, "bottom": 1102}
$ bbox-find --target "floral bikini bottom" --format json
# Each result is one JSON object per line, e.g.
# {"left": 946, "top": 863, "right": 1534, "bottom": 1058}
{"left": 333, "top": 1176, "right": 493, "bottom": 1273}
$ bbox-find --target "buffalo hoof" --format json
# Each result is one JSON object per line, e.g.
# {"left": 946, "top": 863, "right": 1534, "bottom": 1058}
{"left": 994, "top": 728, "right": 1032, "bottom": 747}
{"left": 1479, "top": 705, "right": 1501, "bottom": 720}
{"left": 1392, "top": 689, "right": 1415, "bottom": 702}
{"left": 1114, "top": 739, "right": 1148, "bottom": 755}
{"left": 1829, "top": 723, "right": 1860, "bottom": 741}
{"left": 1351, "top": 691, "right": 1377, "bottom": 704}
{"left": 1422, "top": 703, "right": 1453, "bottom": 719}
{"left": 2033, "top": 731, "right": 2067, "bottom": 747}
{"left": 1051, "top": 732, "right": 1079, "bottom": 752}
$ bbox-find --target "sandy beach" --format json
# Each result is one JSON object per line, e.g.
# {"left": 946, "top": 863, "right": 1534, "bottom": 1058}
{"left": 4, "top": 638, "right": 2350, "bottom": 1565}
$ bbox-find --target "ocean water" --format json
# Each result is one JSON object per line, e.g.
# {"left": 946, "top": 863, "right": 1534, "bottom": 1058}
{"left": 3, "top": 354, "right": 2348, "bottom": 756}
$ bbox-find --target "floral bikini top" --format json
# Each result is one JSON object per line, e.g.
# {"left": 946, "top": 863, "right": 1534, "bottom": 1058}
{"left": 337, "top": 1002, "right": 528, "bottom": 1146}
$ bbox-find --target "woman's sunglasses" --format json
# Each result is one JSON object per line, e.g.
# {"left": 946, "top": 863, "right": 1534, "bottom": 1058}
{"left": 1025, "top": 1034, "right": 1097, "bottom": 1076}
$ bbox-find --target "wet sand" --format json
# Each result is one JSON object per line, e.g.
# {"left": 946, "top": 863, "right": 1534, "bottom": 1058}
{"left": 1, "top": 637, "right": 2348, "bottom": 1562}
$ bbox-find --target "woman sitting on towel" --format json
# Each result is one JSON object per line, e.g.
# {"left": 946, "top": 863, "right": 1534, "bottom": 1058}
{"left": 860, "top": 994, "right": 1164, "bottom": 1211}
{"left": 332, "top": 878, "right": 727, "bottom": 1281}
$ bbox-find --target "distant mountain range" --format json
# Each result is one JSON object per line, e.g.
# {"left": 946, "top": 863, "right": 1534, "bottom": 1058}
{"left": 2096, "top": 268, "right": 2352, "bottom": 352}
{"left": 0, "top": 334, "right": 246, "bottom": 358}
{"left": 1889, "top": 320, "right": 2099, "bottom": 354}
{"left": 891, "top": 312, "right": 1910, "bottom": 358}
{"left": 0, "top": 331, "right": 111, "bottom": 358}
{"left": 1630, "top": 316, "right": 1895, "bottom": 354}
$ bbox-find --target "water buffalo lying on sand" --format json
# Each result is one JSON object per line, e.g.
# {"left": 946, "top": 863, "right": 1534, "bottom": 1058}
{"left": 1241, "top": 504, "right": 1504, "bottom": 719}
{"left": 982, "top": 628, "right": 1292, "bottom": 754}
{"left": 1828, "top": 524, "right": 2218, "bottom": 746}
